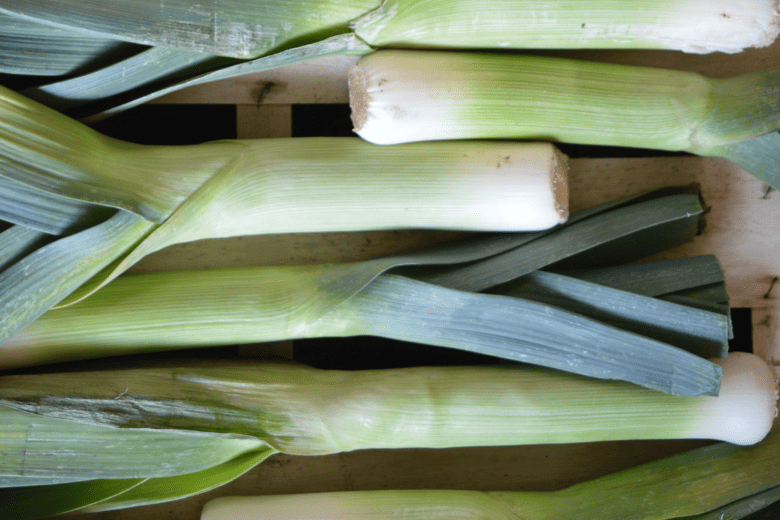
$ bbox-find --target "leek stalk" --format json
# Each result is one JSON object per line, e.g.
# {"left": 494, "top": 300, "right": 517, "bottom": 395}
{"left": 2, "top": 0, "right": 777, "bottom": 59}
{"left": 2, "top": 187, "right": 720, "bottom": 396}
{"left": 1, "top": 262, "right": 726, "bottom": 396}
{"left": 0, "top": 353, "right": 775, "bottom": 517}
{"left": 201, "top": 431, "right": 780, "bottom": 520}
{"left": 349, "top": 50, "right": 780, "bottom": 189}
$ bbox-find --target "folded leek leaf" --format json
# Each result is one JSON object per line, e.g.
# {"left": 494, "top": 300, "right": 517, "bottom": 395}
{"left": 200, "top": 431, "right": 780, "bottom": 520}
{"left": 0, "top": 353, "right": 775, "bottom": 518}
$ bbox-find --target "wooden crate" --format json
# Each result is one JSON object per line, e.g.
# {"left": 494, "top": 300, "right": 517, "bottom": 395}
{"left": 58, "top": 42, "right": 780, "bottom": 520}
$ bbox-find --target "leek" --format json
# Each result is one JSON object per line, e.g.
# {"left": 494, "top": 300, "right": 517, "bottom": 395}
{"left": 1, "top": 187, "right": 720, "bottom": 396}
{"left": 1, "top": 261, "right": 726, "bottom": 396}
{"left": 349, "top": 50, "right": 780, "bottom": 189}
{"left": 201, "top": 431, "right": 780, "bottom": 520}
{"left": 0, "top": 352, "right": 775, "bottom": 518}
{"left": 4, "top": 1, "right": 777, "bottom": 119}
{"left": 2, "top": 0, "right": 777, "bottom": 59}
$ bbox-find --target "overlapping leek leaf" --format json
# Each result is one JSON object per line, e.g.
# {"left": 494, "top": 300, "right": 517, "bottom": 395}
{"left": 0, "top": 353, "right": 775, "bottom": 518}
{"left": 349, "top": 50, "right": 780, "bottom": 189}
{"left": 202, "top": 431, "right": 780, "bottom": 520}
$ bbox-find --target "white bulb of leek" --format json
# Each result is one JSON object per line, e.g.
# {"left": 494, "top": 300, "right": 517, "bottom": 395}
{"left": 687, "top": 352, "right": 778, "bottom": 446}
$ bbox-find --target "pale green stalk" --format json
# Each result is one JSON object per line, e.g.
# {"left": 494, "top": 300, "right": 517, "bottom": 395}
{"left": 3, "top": 0, "right": 778, "bottom": 59}
{"left": 350, "top": 50, "right": 780, "bottom": 152}
{"left": 201, "top": 432, "right": 780, "bottom": 520}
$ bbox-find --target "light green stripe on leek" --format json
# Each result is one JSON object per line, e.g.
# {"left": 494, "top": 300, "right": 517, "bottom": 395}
{"left": 201, "top": 432, "right": 780, "bottom": 520}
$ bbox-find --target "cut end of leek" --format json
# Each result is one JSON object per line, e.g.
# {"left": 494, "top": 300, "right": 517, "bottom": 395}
{"left": 690, "top": 352, "right": 779, "bottom": 446}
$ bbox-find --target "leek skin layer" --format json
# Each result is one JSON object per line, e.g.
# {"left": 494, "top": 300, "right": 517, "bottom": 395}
{"left": 349, "top": 50, "right": 780, "bottom": 190}
{"left": 201, "top": 431, "right": 780, "bottom": 520}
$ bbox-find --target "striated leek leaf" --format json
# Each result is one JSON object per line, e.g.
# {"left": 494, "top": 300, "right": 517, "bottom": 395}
{"left": 0, "top": 0, "right": 379, "bottom": 60}
{"left": 0, "top": 10, "right": 138, "bottom": 77}
{"left": 201, "top": 431, "right": 780, "bottom": 520}
{"left": 0, "top": 225, "right": 49, "bottom": 272}
{"left": 0, "top": 211, "right": 155, "bottom": 353}
{"left": 563, "top": 255, "right": 726, "bottom": 298}
{"left": 2, "top": 0, "right": 777, "bottom": 59}
{"left": 20, "top": 46, "right": 232, "bottom": 113}
{"left": 489, "top": 270, "right": 729, "bottom": 359}
{"left": 83, "top": 447, "right": 276, "bottom": 513}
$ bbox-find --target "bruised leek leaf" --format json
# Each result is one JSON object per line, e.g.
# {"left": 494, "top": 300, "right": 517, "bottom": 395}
{"left": 349, "top": 50, "right": 780, "bottom": 189}
{"left": 201, "top": 431, "right": 780, "bottom": 520}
